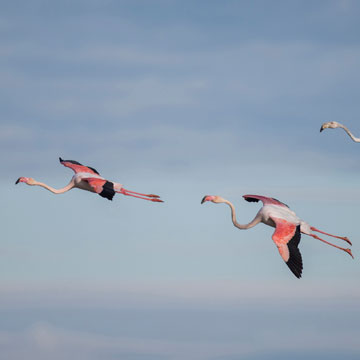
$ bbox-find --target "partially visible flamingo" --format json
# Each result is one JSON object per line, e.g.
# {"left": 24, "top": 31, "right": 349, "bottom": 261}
{"left": 16, "top": 157, "right": 163, "bottom": 202}
{"left": 320, "top": 121, "right": 360, "bottom": 142}
{"left": 201, "top": 194, "right": 353, "bottom": 278}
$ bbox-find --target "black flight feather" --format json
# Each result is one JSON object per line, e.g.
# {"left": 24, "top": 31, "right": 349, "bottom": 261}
{"left": 285, "top": 225, "right": 303, "bottom": 279}
{"left": 99, "top": 181, "right": 115, "bottom": 201}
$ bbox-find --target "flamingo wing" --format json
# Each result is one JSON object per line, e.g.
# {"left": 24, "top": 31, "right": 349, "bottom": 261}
{"left": 270, "top": 217, "right": 303, "bottom": 278}
{"left": 59, "top": 157, "right": 100, "bottom": 175}
{"left": 243, "top": 194, "right": 289, "bottom": 208}
{"left": 82, "top": 178, "right": 115, "bottom": 201}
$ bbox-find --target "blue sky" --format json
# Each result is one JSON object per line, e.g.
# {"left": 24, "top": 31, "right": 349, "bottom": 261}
{"left": 1, "top": 0, "right": 360, "bottom": 359}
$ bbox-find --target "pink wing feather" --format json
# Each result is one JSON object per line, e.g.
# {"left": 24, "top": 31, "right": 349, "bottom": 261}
{"left": 82, "top": 178, "right": 107, "bottom": 194}
{"left": 82, "top": 177, "right": 115, "bottom": 201}
{"left": 271, "top": 217, "right": 303, "bottom": 278}
{"left": 59, "top": 157, "right": 100, "bottom": 175}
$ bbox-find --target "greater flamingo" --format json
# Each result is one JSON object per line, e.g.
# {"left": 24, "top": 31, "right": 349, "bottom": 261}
{"left": 320, "top": 121, "right": 360, "bottom": 142}
{"left": 201, "top": 194, "right": 353, "bottom": 278}
{"left": 16, "top": 158, "right": 163, "bottom": 202}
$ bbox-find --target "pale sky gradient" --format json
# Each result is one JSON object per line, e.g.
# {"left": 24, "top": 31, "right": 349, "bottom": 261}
{"left": 1, "top": 1, "right": 360, "bottom": 359}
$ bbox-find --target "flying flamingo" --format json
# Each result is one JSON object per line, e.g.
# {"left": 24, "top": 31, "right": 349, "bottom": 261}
{"left": 16, "top": 157, "right": 163, "bottom": 202}
{"left": 201, "top": 194, "right": 353, "bottom": 278}
{"left": 320, "top": 121, "right": 360, "bottom": 142}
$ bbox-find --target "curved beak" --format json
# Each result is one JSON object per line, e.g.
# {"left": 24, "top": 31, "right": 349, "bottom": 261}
{"left": 320, "top": 125, "right": 324, "bottom": 132}
{"left": 15, "top": 178, "right": 21, "bottom": 184}
{"left": 201, "top": 196, "right": 207, "bottom": 204}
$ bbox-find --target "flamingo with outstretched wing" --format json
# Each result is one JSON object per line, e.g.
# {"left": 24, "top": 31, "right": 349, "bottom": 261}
{"left": 16, "top": 157, "right": 163, "bottom": 202}
{"left": 201, "top": 194, "right": 352, "bottom": 278}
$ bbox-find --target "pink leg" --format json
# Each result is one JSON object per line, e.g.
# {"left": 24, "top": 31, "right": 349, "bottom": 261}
{"left": 310, "top": 226, "right": 351, "bottom": 245}
{"left": 309, "top": 234, "right": 353, "bottom": 258}
{"left": 121, "top": 188, "right": 160, "bottom": 198}
{"left": 118, "top": 189, "right": 163, "bottom": 202}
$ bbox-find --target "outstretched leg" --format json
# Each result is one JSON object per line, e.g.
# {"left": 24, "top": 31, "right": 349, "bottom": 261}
{"left": 308, "top": 233, "right": 353, "bottom": 258}
{"left": 118, "top": 188, "right": 163, "bottom": 202}
{"left": 310, "top": 226, "right": 351, "bottom": 245}
{"left": 122, "top": 189, "right": 160, "bottom": 198}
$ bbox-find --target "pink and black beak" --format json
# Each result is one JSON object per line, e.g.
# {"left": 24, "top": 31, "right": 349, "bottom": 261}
{"left": 15, "top": 177, "right": 27, "bottom": 184}
{"left": 201, "top": 195, "right": 215, "bottom": 204}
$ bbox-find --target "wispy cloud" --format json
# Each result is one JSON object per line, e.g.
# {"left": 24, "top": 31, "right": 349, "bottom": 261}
{"left": 0, "top": 287, "right": 360, "bottom": 360}
{"left": 1, "top": 280, "right": 359, "bottom": 309}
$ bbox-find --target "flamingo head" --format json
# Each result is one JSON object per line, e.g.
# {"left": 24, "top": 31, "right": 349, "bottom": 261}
{"left": 320, "top": 121, "right": 341, "bottom": 132}
{"left": 15, "top": 177, "right": 35, "bottom": 185}
{"left": 201, "top": 195, "right": 225, "bottom": 204}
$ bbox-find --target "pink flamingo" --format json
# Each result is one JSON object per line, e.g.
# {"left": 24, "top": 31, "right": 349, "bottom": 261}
{"left": 201, "top": 194, "right": 353, "bottom": 278}
{"left": 16, "top": 157, "right": 163, "bottom": 202}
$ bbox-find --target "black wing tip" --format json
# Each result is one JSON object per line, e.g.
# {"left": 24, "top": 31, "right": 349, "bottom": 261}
{"left": 286, "top": 258, "right": 303, "bottom": 278}
{"left": 99, "top": 181, "right": 116, "bottom": 201}
{"left": 243, "top": 196, "right": 259, "bottom": 203}
{"left": 99, "top": 191, "right": 115, "bottom": 201}
{"left": 103, "top": 193, "right": 115, "bottom": 201}
{"left": 286, "top": 225, "right": 303, "bottom": 279}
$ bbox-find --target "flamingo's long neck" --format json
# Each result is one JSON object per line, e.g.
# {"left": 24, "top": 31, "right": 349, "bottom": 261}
{"left": 32, "top": 180, "right": 74, "bottom": 194}
{"left": 339, "top": 124, "right": 360, "bottom": 142}
{"left": 223, "top": 199, "right": 261, "bottom": 230}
